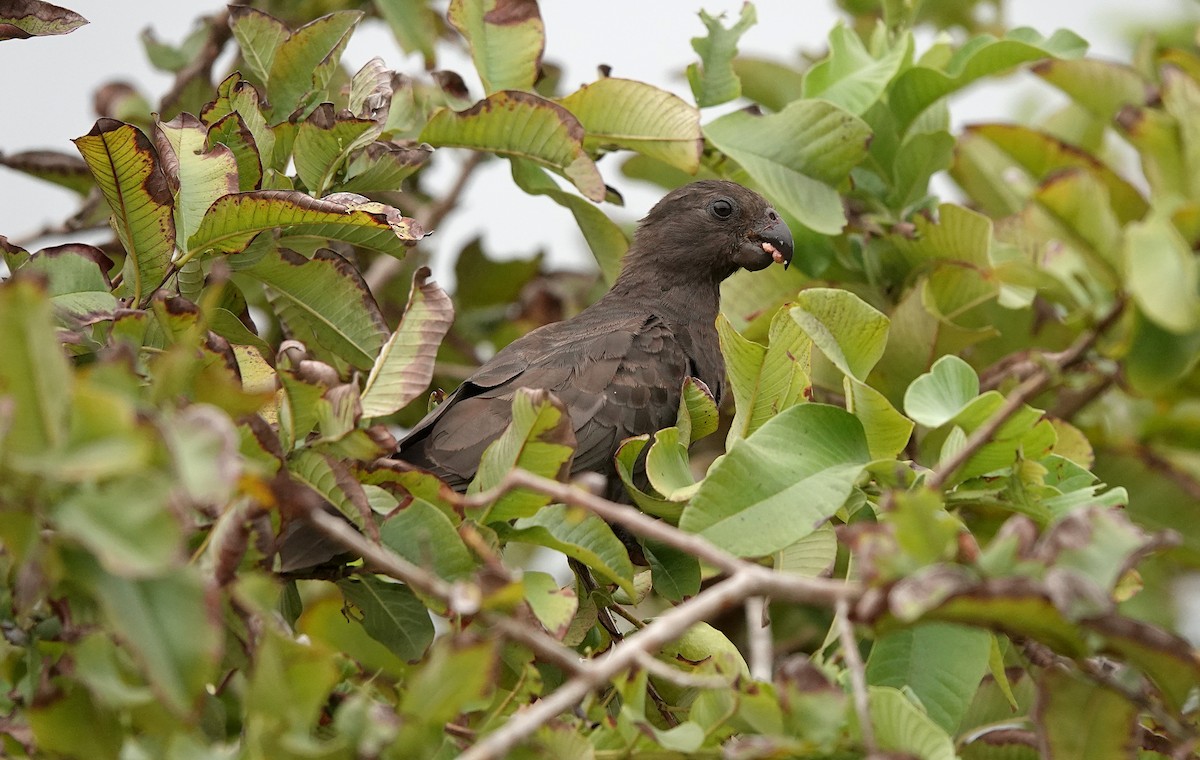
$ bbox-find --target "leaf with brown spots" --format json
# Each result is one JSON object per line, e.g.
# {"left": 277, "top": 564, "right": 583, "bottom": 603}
{"left": 154, "top": 113, "right": 240, "bottom": 256}
{"left": 188, "top": 189, "right": 425, "bottom": 260}
{"left": 360, "top": 267, "right": 454, "bottom": 419}
{"left": 73, "top": 118, "right": 176, "bottom": 305}
{"left": 0, "top": 149, "right": 93, "bottom": 194}
{"left": 448, "top": 0, "right": 543, "bottom": 94}
{"left": 0, "top": 0, "right": 86, "bottom": 40}
{"left": 420, "top": 90, "right": 604, "bottom": 201}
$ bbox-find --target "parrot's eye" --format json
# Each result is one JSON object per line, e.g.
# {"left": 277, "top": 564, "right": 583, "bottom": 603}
{"left": 710, "top": 198, "right": 735, "bottom": 219}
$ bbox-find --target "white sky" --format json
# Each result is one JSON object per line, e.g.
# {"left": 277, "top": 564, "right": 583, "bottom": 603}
{"left": 1, "top": 1, "right": 1195, "bottom": 282}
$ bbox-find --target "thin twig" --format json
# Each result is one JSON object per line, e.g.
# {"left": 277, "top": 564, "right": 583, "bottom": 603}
{"left": 837, "top": 597, "right": 876, "bottom": 756}
{"left": 928, "top": 300, "right": 1124, "bottom": 490}
{"left": 363, "top": 152, "right": 486, "bottom": 293}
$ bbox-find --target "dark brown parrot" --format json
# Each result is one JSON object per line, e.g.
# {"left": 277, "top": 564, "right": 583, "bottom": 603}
{"left": 279, "top": 180, "right": 793, "bottom": 571}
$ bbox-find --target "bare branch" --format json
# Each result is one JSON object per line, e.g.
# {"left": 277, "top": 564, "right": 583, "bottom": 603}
{"left": 745, "top": 596, "right": 772, "bottom": 681}
{"left": 837, "top": 597, "right": 876, "bottom": 755}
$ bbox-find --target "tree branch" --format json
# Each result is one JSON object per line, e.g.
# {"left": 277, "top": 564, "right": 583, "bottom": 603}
{"left": 837, "top": 597, "right": 876, "bottom": 755}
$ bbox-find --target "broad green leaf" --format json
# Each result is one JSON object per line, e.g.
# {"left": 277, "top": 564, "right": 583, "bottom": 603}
{"left": 862, "top": 686, "right": 956, "bottom": 760}
{"left": 510, "top": 158, "right": 627, "bottom": 283}
{"left": 803, "top": 23, "right": 911, "bottom": 116}
{"left": 399, "top": 637, "right": 495, "bottom": 725}
{"left": 645, "top": 426, "right": 699, "bottom": 501}
{"left": 891, "top": 202, "right": 992, "bottom": 268}
{"left": 790, "top": 288, "right": 890, "bottom": 381}
{"left": 470, "top": 389, "right": 576, "bottom": 523}
{"left": 1035, "top": 669, "right": 1136, "bottom": 760}
{"left": 242, "top": 246, "right": 387, "bottom": 370}
{"left": 448, "top": 0, "right": 543, "bottom": 94}
{"left": 77, "top": 556, "right": 221, "bottom": 716}
{"left": 658, "top": 622, "right": 750, "bottom": 680}
{"left": 889, "top": 27, "right": 1087, "bottom": 134}
{"left": 681, "top": 404, "right": 871, "bottom": 556}
{"left": 1034, "top": 57, "right": 1149, "bottom": 120}
{"left": 338, "top": 576, "right": 434, "bottom": 662}
{"left": 904, "top": 355, "right": 979, "bottom": 428}
{"left": 337, "top": 140, "right": 431, "bottom": 194}
{"left": 154, "top": 113, "right": 239, "bottom": 254}
{"left": 1115, "top": 103, "right": 1188, "bottom": 200}
{"left": 206, "top": 111, "right": 263, "bottom": 191}
{"left": 846, "top": 377, "right": 913, "bottom": 459}
{"left": 1123, "top": 309, "right": 1200, "bottom": 395}
{"left": 266, "top": 11, "right": 363, "bottom": 119}
{"left": 200, "top": 73, "right": 276, "bottom": 167}
{"left": 228, "top": 5, "right": 288, "bottom": 87}
{"left": 704, "top": 100, "right": 870, "bottom": 233}
{"left": 287, "top": 449, "right": 372, "bottom": 530}
{"left": 247, "top": 628, "right": 340, "bottom": 730}
{"left": 719, "top": 309, "right": 811, "bottom": 445}
{"left": 374, "top": 0, "right": 440, "bottom": 68}
{"left": 773, "top": 525, "right": 837, "bottom": 577}
{"left": 421, "top": 90, "right": 605, "bottom": 202}
{"left": 191, "top": 189, "right": 423, "bottom": 260}
{"left": 73, "top": 118, "right": 175, "bottom": 304}
{"left": 686, "top": 3, "right": 756, "bottom": 107}
{"left": 522, "top": 571, "right": 578, "bottom": 639}
{"left": 22, "top": 245, "right": 118, "bottom": 319}
{"left": 0, "top": 149, "right": 93, "bottom": 194}
{"left": 866, "top": 623, "right": 991, "bottom": 734}
{"left": 644, "top": 538, "right": 701, "bottom": 602}
{"left": 503, "top": 504, "right": 635, "bottom": 596}
{"left": 560, "top": 77, "right": 702, "bottom": 173}
{"left": 952, "top": 124, "right": 1148, "bottom": 223}
{"left": 28, "top": 686, "right": 121, "bottom": 759}
{"left": 360, "top": 267, "right": 454, "bottom": 418}
{"left": 293, "top": 103, "right": 377, "bottom": 195}
{"left": 380, "top": 499, "right": 475, "bottom": 582}
{"left": 55, "top": 473, "right": 182, "bottom": 577}
{"left": 0, "top": 0, "right": 86, "bottom": 39}
{"left": 732, "top": 57, "right": 806, "bottom": 112}
{"left": 943, "top": 391, "right": 1056, "bottom": 483}
{"left": 676, "top": 375, "right": 719, "bottom": 445}
{"left": 613, "top": 435, "right": 684, "bottom": 522}
{"left": 1123, "top": 211, "right": 1200, "bottom": 334}
{"left": 0, "top": 278, "right": 71, "bottom": 455}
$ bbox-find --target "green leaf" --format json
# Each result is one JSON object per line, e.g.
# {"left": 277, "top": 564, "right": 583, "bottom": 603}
{"left": 680, "top": 404, "right": 871, "bottom": 556}
{"left": 287, "top": 449, "right": 372, "bottom": 530}
{"left": 470, "top": 388, "right": 576, "bottom": 522}
{"left": 613, "top": 435, "right": 684, "bottom": 522}
{"left": 242, "top": 246, "right": 387, "bottom": 370}
{"left": 0, "top": 278, "right": 71, "bottom": 455}
{"left": 802, "top": 23, "right": 911, "bottom": 116}
{"left": 889, "top": 27, "right": 1087, "bottom": 134}
{"left": 644, "top": 539, "right": 701, "bottom": 602}
{"left": 189, "top": 189, "right": 425, "bottom": 260}
{"left": 1123, "top": 210, "right": 1200, "bottom": 334}
{"left": 719, "top": 309, "right": 811, "bottom": 445}
{"left": 1123, "top": 309, "right": 1200, "bottom": 395}
{"left": 904, "top": 355, "right": 979, "bottom": 428}
{"left": 22, "top": 245, "right": 118, "bottom": 319}
{"left": 293, "top": 103, "right": 377, "bottom": 195}
{"left": 78, "top": 556, "right": 222, "bottom": 715}
{"left": 373, "top": 0, "right": 440, "bottom": 68}
{"left": 773, "top": 526, "right": 837, "bottom": 577}
{"left": 1035, "top": 669, "right": 1137, "bottom": 760}
{"left": 846, "top": 377, "right": 913, "bottom": 459}
{"left": 337, "top": 140, "right": 431, "bottom": 194}
{"left": 790, "top": 288, "right": 890, "bottom": 381}
{"left": 154, "top": 113, "right": 239, "bottom": 255}
{"left": 361, "top": 267, "right": 454, "bottom": 418}
{"left": 338, "top": 576, "right": 434, "bottom": 662}
{"left": 0, "top": 0, "right": 87, "bottom": 39}
{"left": 1034, "top": 57, "right": 1149, "bottom": 120}
{"left": 448, "top": 0, "right": 544, "bottom": 94}
{"left": 704, "top": 100, "right": 870, "bottom": 233}
{"left": 73, "top": 118, "right": 175, "bottom": 304}
{"left": 645, "top": 426, "right": 699, "bottom": 501}
{"left": 866, "top": 623, "right": 991, "bottom": 734}
{"left": 686, "top": 3, "right": 756, "bottom": 107}
{"left": 266, "top": 11, "right": 363, "bottom": 119}
{"left": 504, "top": 504, "right": 635, "bottom": 597}
{"left": 206, "top": 111, "right": 263, "bottom": 191}
{"left": 560, "top": 77, "right": 702, "bottom": 173}
{"left": 522, "top": 571, "right": 578, "bottom": 639}
{"left": 676, "top": 375, "right": 719, "bottom": 445}
{"left": 0, "top": 149, "right": 94, "bottom": 194}
{"left": 399, "top": 637, "right": 496, "bottom": 725}
{"left": 421, "top": 90, "right": 605, "bottom": 202}
{"left": 201, "top": 73, "right": 276, "bottom": 168}
{"left": 380, "top": 499, "right": 476, "bottom": 582}
{"left": 228, "top": 6, "right": 288, "bottom": 87}
{"left": 732, "top": 57, "right": 806, "bottom": 111}
{"left": 862, "top": 686, "right": 957, "bottom": 760}
{"left": 509, "top": 158, "right": 628, "bottom": 283}
{"left": 247, "top": 628, "right": 340, "bottom": 729}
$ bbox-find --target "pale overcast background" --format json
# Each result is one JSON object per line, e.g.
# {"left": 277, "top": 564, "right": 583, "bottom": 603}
{"left": 1, "top": 0, "right": 1196, "bottom": 281}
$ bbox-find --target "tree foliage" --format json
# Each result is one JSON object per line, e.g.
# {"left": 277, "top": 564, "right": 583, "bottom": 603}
{"left": 1, "top": 0, "right": 1199, "bottom": 757}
